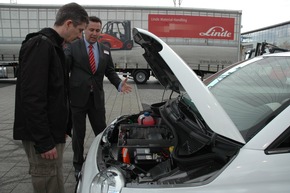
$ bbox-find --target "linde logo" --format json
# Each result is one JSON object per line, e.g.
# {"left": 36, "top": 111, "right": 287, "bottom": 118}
{"left": 199, "top": 26, "right": 232, "bottom": 38}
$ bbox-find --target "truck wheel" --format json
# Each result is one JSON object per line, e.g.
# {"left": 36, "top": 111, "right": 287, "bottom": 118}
{"left": 124, "top": 41, "right": 133, "bottom": 50}
{"left": 133, "top": 70, "right": 148, "bottom": 84}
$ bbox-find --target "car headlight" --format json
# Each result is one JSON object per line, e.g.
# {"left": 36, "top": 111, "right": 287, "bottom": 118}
{"left": 90, "top": 167, "right": 125, "bottom": 193}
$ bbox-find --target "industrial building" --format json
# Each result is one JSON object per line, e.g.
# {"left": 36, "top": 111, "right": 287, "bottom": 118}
{"left": 241, "top": 21, "right": 290, "bottom": 55}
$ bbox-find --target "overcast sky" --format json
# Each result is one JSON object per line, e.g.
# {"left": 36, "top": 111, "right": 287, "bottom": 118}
{"left": 0, "top": 0, "right": 289, "bottom": 32}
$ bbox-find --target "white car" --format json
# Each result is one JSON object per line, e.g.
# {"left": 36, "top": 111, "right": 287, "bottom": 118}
{"left": 76, "top": 28, "right": 290, "bottom": 193}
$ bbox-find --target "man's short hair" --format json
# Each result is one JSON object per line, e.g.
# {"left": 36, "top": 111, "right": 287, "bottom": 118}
{"left": 54, "top": 3, "right": 89, "bottom": 27}
{"left": 89, "top": 16, "right": 102, "bottom": 25}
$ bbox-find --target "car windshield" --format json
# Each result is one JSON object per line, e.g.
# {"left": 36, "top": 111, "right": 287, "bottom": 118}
{"left": 206, "top": 56, "right": 290, "bottom": 142}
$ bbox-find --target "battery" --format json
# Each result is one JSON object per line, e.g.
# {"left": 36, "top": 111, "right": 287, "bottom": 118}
{"left": 134, "top": 148, "right": 153, "bottom": 164}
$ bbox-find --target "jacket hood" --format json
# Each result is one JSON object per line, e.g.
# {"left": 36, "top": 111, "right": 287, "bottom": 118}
{"left": 23, "top": 28, "right": 64, "bottom": 46}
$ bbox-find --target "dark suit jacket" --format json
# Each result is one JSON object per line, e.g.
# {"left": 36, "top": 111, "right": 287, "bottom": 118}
{"left": 65, "top": 39, "right": 121, "bottom": 110}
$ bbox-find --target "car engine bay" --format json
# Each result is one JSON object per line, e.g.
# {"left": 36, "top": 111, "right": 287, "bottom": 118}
{"left": 97, "top": 99, "right": 242, "bottom": 187}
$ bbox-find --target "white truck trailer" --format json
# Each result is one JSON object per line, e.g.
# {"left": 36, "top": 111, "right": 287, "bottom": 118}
{"left": 0, "top": 4, "right": 242, "bottom": 83}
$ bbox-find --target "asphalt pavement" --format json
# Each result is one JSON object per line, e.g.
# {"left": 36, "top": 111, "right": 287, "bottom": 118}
{"left": 0, "top": 77, "right": 143, "bottom": 193}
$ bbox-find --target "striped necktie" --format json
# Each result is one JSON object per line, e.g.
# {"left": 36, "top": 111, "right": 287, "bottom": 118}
{"left": 88, "top": 44, "right": 96, "bottom": 74}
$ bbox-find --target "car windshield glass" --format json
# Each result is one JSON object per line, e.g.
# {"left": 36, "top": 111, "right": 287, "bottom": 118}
{"left": 207, "top": 56, "right": 290, "bottom": 141}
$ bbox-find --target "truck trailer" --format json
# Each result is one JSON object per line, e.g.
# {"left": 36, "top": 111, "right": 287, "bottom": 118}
{"left": 0, "top": 4, "right": 242, "bottom": 83}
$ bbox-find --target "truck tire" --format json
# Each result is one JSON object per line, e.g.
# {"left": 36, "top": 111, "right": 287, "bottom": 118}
{"left": 124, "top": 40, "right": 133, "bottom": 50}
{"left": 133, "top": 70, "right": 148, "bottom": 84}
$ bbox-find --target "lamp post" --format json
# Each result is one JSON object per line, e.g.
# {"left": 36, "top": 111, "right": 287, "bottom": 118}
{"left": 173, "top": 0, "right": 183, "bottom": 7}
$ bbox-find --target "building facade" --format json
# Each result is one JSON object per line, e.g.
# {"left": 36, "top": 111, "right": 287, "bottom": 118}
{"left": 241, "top": 21, "right": 290, "bottom": 52}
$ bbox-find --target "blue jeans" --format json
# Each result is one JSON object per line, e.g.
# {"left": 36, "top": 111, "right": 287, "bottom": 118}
{"left": 22, "top": 141, "right": 65, "bottom": 193}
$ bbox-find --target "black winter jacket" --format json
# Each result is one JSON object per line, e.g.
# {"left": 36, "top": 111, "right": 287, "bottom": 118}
{"left": 13, "top": 28, "right": 70, "bottom": 154}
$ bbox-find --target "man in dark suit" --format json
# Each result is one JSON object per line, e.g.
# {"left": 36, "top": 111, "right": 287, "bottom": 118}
{"left": 64, "top": 16, "right": 132, "bottom": 179}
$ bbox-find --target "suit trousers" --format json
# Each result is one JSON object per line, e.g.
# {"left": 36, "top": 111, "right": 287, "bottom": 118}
{"left": 71, "top": 92, "right": 106, "bottom": 171}
{"left": 22, "top": 140, "right": 65, "bottom": 193}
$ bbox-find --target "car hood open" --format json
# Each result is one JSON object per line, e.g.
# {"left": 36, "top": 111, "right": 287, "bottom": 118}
{"left": 133, "top": 28, "right": 245, "bottom": 144}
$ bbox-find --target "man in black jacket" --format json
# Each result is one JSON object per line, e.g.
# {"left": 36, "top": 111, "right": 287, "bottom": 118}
{"left": 65, "top": 16, "right": 132, "bottom": 179}
{"left": 13, "top": 3, "right": 88, "bottom": 193}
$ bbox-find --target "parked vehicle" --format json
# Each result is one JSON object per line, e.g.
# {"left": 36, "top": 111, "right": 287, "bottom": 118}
{"left": 98, "top": 20, "right": 134, "bottom": 50}
{"left": 75, "top": 28, "right": 290, "bottom": 193}
{"left": 0, "top": 4, "right": 242, "bottom": 83}
{"left": 0, "top": 54, "right": 18, "bottom": 79}
{"left": 106, "top": 12, "right": 241, "bottom": 83}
